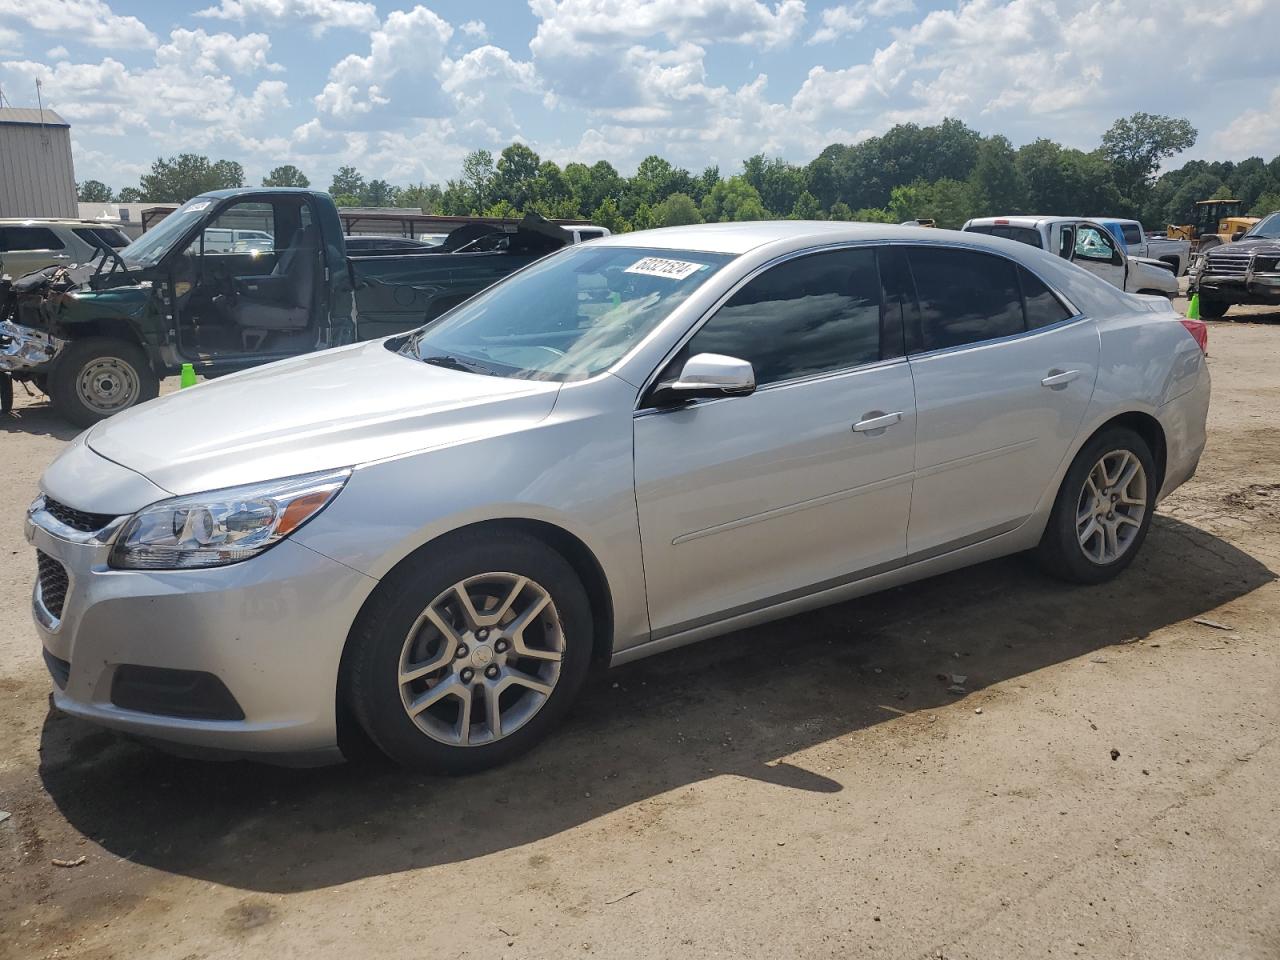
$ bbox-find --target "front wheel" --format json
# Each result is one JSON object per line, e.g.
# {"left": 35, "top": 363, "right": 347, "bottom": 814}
{"left": 345, "top": 530, "right": 594, "bottom": 773}
{"left": 1197, "top": 297, "right": 1230, "bottom": 319}
{"left": 1037, "top": 427, "right": 1156, "bottom": 584}
{"left": 48, "top": 337, "right": 160, "bottom": 427}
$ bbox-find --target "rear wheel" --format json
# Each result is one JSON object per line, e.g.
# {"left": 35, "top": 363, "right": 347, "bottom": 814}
{"left": 49, "top": 337, "right": 159, "bottom": 427}
{"left": 346, "top": 531, "right": 594, "bottom": 773}
{"left": 1037, "top": 427, "right": 1156, "bottom": 584}
{"left": 1197, "top": 298, "right": 1230, "bottom": 319}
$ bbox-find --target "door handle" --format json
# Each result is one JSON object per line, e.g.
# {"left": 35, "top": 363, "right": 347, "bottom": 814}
{"left": 1041, "top": 369, "right": 1080, "bottom": 389}
{"left": 852, "top": 411, "right": 903, "bottom": 433}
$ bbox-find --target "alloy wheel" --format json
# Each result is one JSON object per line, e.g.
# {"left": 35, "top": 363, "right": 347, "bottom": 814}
{"left": 397, "top": 573, "right": 565, "bottom": 746}
{"left": 1075, "top": 449, "right": 1148, "bottom": 565}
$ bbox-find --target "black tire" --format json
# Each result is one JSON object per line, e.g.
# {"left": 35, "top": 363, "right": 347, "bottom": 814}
{"left": 48, "top": 337, "right": 159, "bottom": 428}
{"left": 1198, "top": 298, "right": 1230, "bottom": 320}
{"left": 0, "top": 373, "right": 12, "bottom": 413}
{"left": 1036, "top": 427, "right": 1157, "bottom": 585}
{"left": 346, "top": 530, "right": 594, "bottom": 773}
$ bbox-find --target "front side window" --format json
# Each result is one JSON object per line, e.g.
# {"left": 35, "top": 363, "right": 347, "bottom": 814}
{"left": 1074, "top": 225, "right": 1118, "bottom": 264}
{"left": 906, "top": 247, "right": 1023, "bottom": 352}
{"left": 683, "top": 248, "right": 884, "bottom": 386}
{"left": 409, "top": 245, "right": 733, "bottom": 382}
{"left": 0, "top": 226, "right": 65, "bottom": 252}
{"left": 188, "top": 202, "right": 276, "bottom": 255}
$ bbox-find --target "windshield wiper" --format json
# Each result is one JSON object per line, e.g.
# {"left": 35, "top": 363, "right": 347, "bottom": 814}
{"left": 421, "top": 354, "right": 494, "bottom": 375}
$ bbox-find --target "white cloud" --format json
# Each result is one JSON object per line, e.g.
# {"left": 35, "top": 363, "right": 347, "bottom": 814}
{"left": 459, "top": 19, "right": 489, "bottom": 41}
{"left": 156, "top": 29, "right": 282, "bottom": 75}
{"left": 195, "top": 0, "right": 379, "bottom": 35}
{"left": 808, "top": 6, "right": 866, "bottom": 43}
{"left": 1214, "top": 84, "right": 1280, "bottom": 160}
{"left": 313, "top": 6, "right": 454, "bottom": 126}
{"left": 46, "top": 45, "right": 69, "bottom": 59}
{"left": 0, "top": 0, "right": 155, "bottom": 49}
{"left": 0, "top": 26, "right": 20, "bottom": 55}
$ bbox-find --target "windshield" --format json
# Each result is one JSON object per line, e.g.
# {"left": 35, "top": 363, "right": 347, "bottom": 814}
{"left": 1246, "top": 212, "right": 1280, "bottom": 239}
{"left": 405, "top": 245, "right": 734, "bottom": 381}
{"left": 120, "top": 196, "right": 217, "bottom": 267}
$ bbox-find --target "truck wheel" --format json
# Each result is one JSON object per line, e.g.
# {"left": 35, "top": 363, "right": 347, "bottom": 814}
{"left": 49, "top": 338, "right": 160, "bottom": 427}
{"left": 0, "top": 374, "right": 12, "bottom": 414}
{"left": 1198, "top": 298, "right": 1229, "bottom": 320}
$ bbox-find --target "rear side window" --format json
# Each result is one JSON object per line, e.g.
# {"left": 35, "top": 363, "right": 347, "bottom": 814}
{"left": 965, "top": 224, "right": 1043, "bottom": 248}
{"left": 906, "top": 247, "right": 1023, "bottom": 352}
{"left": 577, "top": 230, "right": 604, "bottom": 241}
{"left": 0, "top": 226, "right": 65, "bottom": 252}
{"left": 686, "top": 248, "right": 884, "bottom": 386}
{"left": 1020, "top": 267, "right": 1073, "bottom": 329}
{"left": 1121, "top": 224, "right": 1142, "bottom": 245}
{"left": 72, "top": 227, "right": 129, "bottom": 249}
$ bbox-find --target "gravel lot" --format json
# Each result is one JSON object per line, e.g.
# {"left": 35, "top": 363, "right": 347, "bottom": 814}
{"left": 2, "top": 297, "right": 1278, "bottom": 960}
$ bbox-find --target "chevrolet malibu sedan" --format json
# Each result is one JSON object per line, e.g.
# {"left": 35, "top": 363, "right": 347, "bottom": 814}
{"left": 27, "top": 222, "right": 1211, "bottom": 772}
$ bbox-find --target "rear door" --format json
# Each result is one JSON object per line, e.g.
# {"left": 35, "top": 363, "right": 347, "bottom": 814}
{"left": 0, "top": 225, "right": 71, "bottom": 277}
{"left": 633, "top": 246, "right": 916, "bottom": 637}
{"left": 900, "top": 244, "right": 1099, "bottom": 556}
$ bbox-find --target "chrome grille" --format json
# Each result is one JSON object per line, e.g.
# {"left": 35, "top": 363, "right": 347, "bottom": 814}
{"left": 36, "top": 550, "right": 69, "bottom": 620}
{"left": 42, "top": 497, "right": 117, "bottom": 533}
{"left": 1202, "top": 252, "right": 1252, "bottom": 277}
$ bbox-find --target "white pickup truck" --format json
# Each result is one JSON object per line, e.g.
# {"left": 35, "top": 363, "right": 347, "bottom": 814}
{"left": 1090, "top": 218, "right": 1191, "bottom": 276}
{"left": 961, "top": 216, "right": 1180, "bottom": 297}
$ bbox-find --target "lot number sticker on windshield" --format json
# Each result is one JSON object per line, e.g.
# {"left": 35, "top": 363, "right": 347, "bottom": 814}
{"left": 624, "top": 257, "right": 705, "bottom": 280}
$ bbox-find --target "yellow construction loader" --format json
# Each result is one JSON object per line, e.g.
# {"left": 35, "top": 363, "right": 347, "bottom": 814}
{"left": 1166, "top": 199, "right": 1260, "bottom": 253}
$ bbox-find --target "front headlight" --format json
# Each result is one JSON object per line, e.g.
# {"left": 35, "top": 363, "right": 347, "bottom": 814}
{"left": 109, "top": 469, "right": 351, "bottom": 570}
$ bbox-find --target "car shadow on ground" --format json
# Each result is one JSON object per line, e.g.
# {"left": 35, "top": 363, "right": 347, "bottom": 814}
{"left": 37, "top": 515, "right": 1274, "bottom": 894}
{"left": 0, "top": 396, "right": 81, "bottom": 441}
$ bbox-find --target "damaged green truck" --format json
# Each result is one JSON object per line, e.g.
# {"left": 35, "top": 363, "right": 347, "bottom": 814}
{"left": 0, "top": 188, "right": 576, "bottom": 425}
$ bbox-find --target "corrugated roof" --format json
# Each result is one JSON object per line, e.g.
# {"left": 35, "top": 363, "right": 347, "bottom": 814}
{"left": 0, "top": 107, "right": 70, "bottom": 127}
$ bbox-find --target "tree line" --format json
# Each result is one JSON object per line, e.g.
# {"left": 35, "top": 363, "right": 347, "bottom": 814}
{"left": 77, "top": 113, "right": 1280, "bottom": 232}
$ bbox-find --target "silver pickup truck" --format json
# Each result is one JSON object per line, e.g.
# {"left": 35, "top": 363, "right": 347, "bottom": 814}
{"left": 962, "top": 216, "right": 1180, "bottom": 297}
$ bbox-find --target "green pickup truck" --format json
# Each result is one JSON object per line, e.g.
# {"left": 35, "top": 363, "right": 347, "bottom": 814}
{"left": 0, "top": 188, "right": 572, "bottom": 425}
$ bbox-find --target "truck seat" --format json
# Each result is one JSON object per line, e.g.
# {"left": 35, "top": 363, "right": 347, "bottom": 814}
{"left": 227, "top": 224, "right": 318, "bottom": 333}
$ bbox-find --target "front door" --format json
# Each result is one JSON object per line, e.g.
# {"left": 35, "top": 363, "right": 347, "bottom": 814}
{"left": 1070, "top": 222, "right": 1126, "bottom": 291}
{"left": 633, "top": 246, "right": 916, "bottom": 638}
{"left": 900, "top": 244, "right": 1099, "bottom": 555}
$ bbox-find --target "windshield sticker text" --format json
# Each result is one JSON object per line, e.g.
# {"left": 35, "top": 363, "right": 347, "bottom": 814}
{"left": 624, "top": 257, "right": 705, "bottom": 281}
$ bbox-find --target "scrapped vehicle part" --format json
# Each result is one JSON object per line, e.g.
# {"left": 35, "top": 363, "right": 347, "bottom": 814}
{"left": 1188, "top": 211, "right": 1280, "bottom": 318}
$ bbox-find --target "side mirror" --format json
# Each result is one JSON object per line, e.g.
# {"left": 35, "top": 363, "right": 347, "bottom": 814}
{"left": 658, "top": 353, "right": 756, "bottom": 403}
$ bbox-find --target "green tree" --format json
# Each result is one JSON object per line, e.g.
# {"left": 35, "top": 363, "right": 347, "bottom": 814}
{"left": 362, "top": 179, "right": 397, "bottom": 206}
{"left": 630, "top": 155, "right": 677, "bottom": 209}
{"left": 1100, "top": 113, "right": 1197, "bottom": 203}
{"left": 790, "top": 191, "right": 822, "bottom": 220}
{"left": 1017, "top": 140, "right": 1123, "bottom": 215}
{"left": 531, "top": 161, "right": 569, "bottom": 210}
{"left": 484, "top": 199, "right": 520, "bottom": 219}
{"left": 77, "top": 179, "right": 113, "bottom": 202}
{"left": 331, "top": 194, "right": 362, "bottom": 207}
{"left": 631, "top": 202, "right": 658, "bottom": 231}
{"left": 701, "top": 176, "right": 768, "bottom": 222}
{"left": 440, "top": 179, "right": 475, "bottom": 215}
{"left": 496, "top": 143, "right": 542, "bottom": 210}
{"left": 329, "top": 166, "right": 366, "bottom": 199}
{"left": 652, "top": 192, "right": 703, "bottom": 226}
{"left": 461, "top": 149, "right": 497, "bottom": 211}
{"left": 1250, "top": 191, "right": 1280, "bottom": 217}
{"left": 851, "top": 207, "right": 895, "bottom": 223}
{"left": 398, "top": 182, "right": 443, "bottom": 213}
{"left": 262, "top": 164, "right": 310, "bottom": 188}
{"left": 589, "top": 197, "right": 628, "bottom": 233}
{"left": 117, "top": 187, "right": 142, "bottom": 202}
{"left": 694, "top": 165, "right": 721, "bottom": 203}
{"left": 743, "top": 154, "right": 806, "bottom": 217}
{"left": 138, "top": 154, "right": 244, "bottom": 202}
{"left": 888, "top": 179, "right": 976, "bottom": 229}
{"left": 969, "top": 135, "right": 1025, "bottom": 212}
{"left": 828, "top": 201, "right": 853, "bottom": 221}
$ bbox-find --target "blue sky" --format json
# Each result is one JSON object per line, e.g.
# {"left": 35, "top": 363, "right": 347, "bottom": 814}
{"left": 1, "top": 0, "right": 1276, "bottom": 193}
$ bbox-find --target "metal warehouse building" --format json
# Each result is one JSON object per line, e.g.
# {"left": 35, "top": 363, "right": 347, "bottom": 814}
{"left": 0, "top": 107, "right": 77, "bottom": 218}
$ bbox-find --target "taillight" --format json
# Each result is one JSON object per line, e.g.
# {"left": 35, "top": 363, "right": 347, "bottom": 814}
{"left": 1180, "top": 318, "right": 1208, "bottom": 353}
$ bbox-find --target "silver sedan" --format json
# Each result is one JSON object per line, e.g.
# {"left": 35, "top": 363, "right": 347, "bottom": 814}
{"left": 26, "top": 222, "right": 1211, "bottom": 771}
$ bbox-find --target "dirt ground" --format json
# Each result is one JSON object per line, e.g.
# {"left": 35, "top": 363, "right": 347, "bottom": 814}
{"left": 2, "top": 297, "right": 1278, "bottom": 960}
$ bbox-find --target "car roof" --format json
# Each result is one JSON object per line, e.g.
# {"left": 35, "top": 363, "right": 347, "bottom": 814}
{"left": 593, "top": 220, "right": 992, "bottom": 256}
{"left": 0, "top": 219, "right": 127, "bottom": 227}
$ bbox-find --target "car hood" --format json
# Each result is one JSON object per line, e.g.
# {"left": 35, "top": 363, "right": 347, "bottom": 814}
{"left": 85, "top": 340, "right": 562, "bottom": 496}
{"left": 1211, "top": 237, "right": 1280, "bottom": 257}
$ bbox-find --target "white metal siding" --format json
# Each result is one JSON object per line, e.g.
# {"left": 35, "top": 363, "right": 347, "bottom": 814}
{"left": 0, "top": 122, "right": 78, "bottom": 218}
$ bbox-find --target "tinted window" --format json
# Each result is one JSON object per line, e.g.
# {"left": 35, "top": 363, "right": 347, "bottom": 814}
{"left": 1121, "top": 224, "right": 1142, "bottom": 245}
{"left": 965, "top": 224, "right": 1043, "bottom": 248}
{"left": 907, "top": 247, "right": 1023, "bottom": 352}
{"left": 0, "top": 227, "right": 65, "bottom": 252}
{"left": 685, "top": 248, "right": 883, "bottom": 386}
{"left": 577, "top": 230, "right": 604, "bottom": 241}
{"left": 72, "top": 227, "right": 129, "bottom": 249}
{"left": 1020, "top": 267, "right": 1072, "bottom": 329}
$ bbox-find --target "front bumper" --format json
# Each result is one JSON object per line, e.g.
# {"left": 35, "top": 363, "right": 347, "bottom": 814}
{"left": 25, "top": 504, "right": 379, "bottom": 762}
{"left": 1191, "top": 273, "right": 1280, "bottom": 305}
{"left": 0, "top": 319, "right": 63, "bottom": 373}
